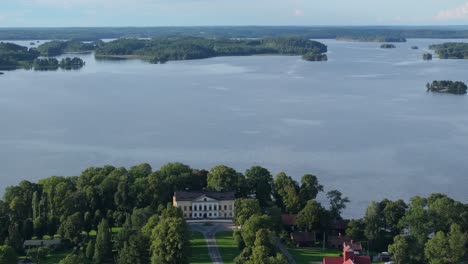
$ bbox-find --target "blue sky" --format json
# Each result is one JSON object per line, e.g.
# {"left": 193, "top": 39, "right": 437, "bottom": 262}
{"left": 1, "top": 0, "right": 468, "bottom": 27}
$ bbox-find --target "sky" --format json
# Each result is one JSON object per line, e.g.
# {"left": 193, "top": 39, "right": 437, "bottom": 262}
{"left": 1, "top": 0, "right": 468, "bottom": 27}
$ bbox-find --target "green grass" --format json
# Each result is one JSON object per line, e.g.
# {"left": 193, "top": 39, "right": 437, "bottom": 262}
{"left": 20, "top": 249, "right": 72, "bottom": 264}
{"left": 215, "top": 231, "right": 241, "bottom": 264}
{"left": 190, "top": 231, "right": 212, "bottom": 264}
{"left": 288, "top": 247, "right": 341, "bottom": 264}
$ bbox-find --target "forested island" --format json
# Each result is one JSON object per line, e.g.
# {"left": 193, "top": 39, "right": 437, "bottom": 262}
{"left": 429, "top": 42, "right": 468, "bottom": 59}
{"left": 94, "top": 36, "right": 328, "bottom": 63}
{"left": 426, "top": 80, "right": 467, "bottom": 94}
{"left": 31, "top": 57, "right": 85, "bottom": 71}
{"left": 336, "top": 36, "right": 406, "bottom": 42}
{"left": 0, "top": 162, "right": 466, "bottom": 264}
{"left": 381, "top": 44, "right": 396, "bottom": 49}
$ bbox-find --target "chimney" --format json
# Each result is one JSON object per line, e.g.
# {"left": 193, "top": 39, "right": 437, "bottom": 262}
{"left": 343, "top": 246, "right": 354, "bottom": 262}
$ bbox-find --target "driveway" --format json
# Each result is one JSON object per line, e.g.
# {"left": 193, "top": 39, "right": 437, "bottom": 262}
{"left": 188, "top": 220, "right": 236, "bottom": 264}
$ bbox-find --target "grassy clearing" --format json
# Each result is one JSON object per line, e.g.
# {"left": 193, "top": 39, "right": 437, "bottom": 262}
{"left": 288, "top": 247, "right": 340, "bottom": 264}
{"left": 190, "top": 231, "right": 212, "bottom": 264}
{"left": 215, "top": 231, "right": 241, "bottom": 264}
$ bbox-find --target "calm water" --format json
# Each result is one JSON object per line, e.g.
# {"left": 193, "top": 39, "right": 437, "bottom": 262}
{"left": 1, "top": 39, "right": 468, "bottom": 217}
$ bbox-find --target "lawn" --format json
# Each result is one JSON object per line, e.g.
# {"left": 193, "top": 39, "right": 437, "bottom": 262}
{"left": 288, "top": 247, "right": 340, "bottom": 264}
{"left": 190, "top": 231, "right": 212, "bottom": 264}
{"left": 215, "top": 231, "right": 241, "bottom": 264}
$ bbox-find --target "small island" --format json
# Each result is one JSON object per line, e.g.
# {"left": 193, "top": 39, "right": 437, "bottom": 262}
{"left": 423, "top": 53, "right": 433, "bottom": 60}
{"left": 32, "top": 57, "right": 85, "bottom": 71}
{"left": 426, "top": 80, "right": 467, "bottom": 95}
{"left": 0, "top": 72, "right": 4, "bottom": 75}
{"left": 411, "top": 46, "right": 418, "bottom": 49}
{"left": 429, "top": 42, "right": 468, "bottom": 59}
{"left": 336, "top": 36, "right": 406, "bottom": 42}
{"left": 381, "top": 44, "right": 396, "bottom": 49}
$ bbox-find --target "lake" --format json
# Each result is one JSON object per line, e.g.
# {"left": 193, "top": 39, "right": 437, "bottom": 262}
{"left": 1, "top": 39, "right": 467, "bottom": 217}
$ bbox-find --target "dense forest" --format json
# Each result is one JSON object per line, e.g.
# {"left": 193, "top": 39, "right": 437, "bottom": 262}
{"left": 429, "top": 42, "right": 468, "bottom": 59}
{"left": 1, "top": 26, "right": 468, "bottom": 41}
{"left": 426, "top": 80, "right": 467, "bottom": 94}
{"left": 94, "top": 36, "right": 328, "bottom": 63}
{"left": 0, "top": 162, "right": 466, "bottom": 264}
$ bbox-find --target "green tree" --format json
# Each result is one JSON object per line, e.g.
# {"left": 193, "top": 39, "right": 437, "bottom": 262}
{"left": 93, "top": 219, "right": 112, "bottom": 264}
{"left": 273, "top": 172, "right": 300, "bottom": 213}
{"left": 0, "top": 245, "right": 18, "bottom": 264}
{"left": 296, "top": 200, "right": 325, "bottom": 232}
{"left": 244, "top": 166, "right": 273, "bottom": 207}
{"left": 425, "top": 223, "right": 467, "bottom": 264}
{"left": 299, "top": 174, "right": 323, "bottom": 204}
{"left": 59, "top": 212, "right": 83, "bottom": 245}
{"left": 382, "top": 199, "right": 407, "bottom": 235}
{"left": 388, "top": 235, "right": 416, "bottom": 264}
{"left": 346, "top": 219, "right": 366, "bottom": 241}
{"left": 207, "top": 165, "right": 240, "bottom": 191}
{"left": 150, "top": 217, "right": 190, "bottom": 264}
{"left": 234, "top": 198, "right": 262, "bottom": 226}
{"left": 425, "top": 231, "right": 450, "bottom": 264}
{"left": 363, "top": 201, "right": 380, "bottom": 243}
{"left": 326, "top": 190, "right": 350, "bottom": 220}
{"left": 242, "top": 215, "right": 272, "bottom": 247}
{"left": 399, "top": 196, "right": 433, "bottom": 244}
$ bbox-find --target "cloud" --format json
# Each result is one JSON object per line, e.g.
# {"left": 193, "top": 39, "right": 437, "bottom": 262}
{"left": 435, "top": 2, "right": 468, "bottom": 20}
{"left": 293, "top": 9, "right": 304, "bottom": 17}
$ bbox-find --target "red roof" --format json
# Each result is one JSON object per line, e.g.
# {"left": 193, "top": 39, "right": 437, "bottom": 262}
{"left": 281, "top": 214, "right": 297, "bottom": 226}
{"left": 323, "top": 256, "right": 371, "bottom": 264}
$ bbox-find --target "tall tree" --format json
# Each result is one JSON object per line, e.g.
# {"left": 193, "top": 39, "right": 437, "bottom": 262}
{"left": 273, "top": 172, "right": 300, "bottom": 213}
{"left": 299, "top": 174, "right": 323, "bottom": 203}
{"left": 207, "top": 165, "right": 240, "bottom": 191}
{"left": 244, "top": 166, "right": 273, "bottom": 207}
{"left": 150, "top": 217, "right": 190, "bottom": 264}
{"left": 326, "top": 190, "right": 350, "bottom": 220}
{"left": 93, "top": 219, "right": 112, "bottom": 264}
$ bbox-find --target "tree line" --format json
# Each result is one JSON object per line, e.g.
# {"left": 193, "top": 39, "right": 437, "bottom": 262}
{"left": 0, "top": 162, "right": 466, "bottom": 263}
{"left": 2, "top": 27, "right": 468, "bottom": 41}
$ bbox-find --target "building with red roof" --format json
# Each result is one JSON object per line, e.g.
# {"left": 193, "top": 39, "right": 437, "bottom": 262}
{"left": 323, "top": 245, "right": 371, "bottom": 264}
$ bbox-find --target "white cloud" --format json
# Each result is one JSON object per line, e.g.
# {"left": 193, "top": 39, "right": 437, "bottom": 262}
{"left": 435, "top": 2, "right": 468, "bottom": 20}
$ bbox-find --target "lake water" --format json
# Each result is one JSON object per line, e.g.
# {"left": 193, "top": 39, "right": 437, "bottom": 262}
{"left": 1, "top": 39, "right": 468, "bottom": 217}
